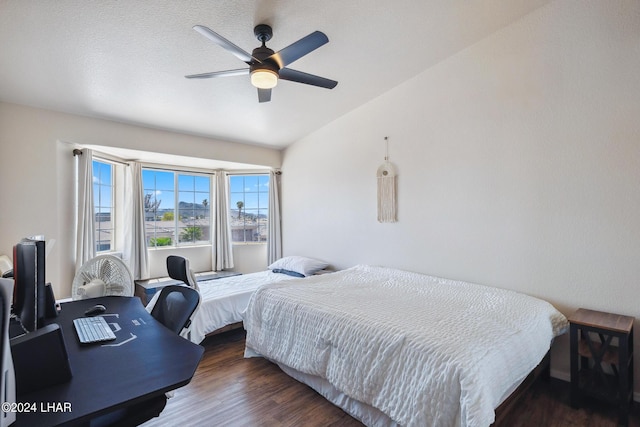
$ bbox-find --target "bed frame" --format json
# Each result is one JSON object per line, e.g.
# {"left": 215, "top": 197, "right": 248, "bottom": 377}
{"left": 493, "top": 351, "right": 550, "bottom": 425}
{"left": 208, "top": 321, "right": 243, "bottom": 337}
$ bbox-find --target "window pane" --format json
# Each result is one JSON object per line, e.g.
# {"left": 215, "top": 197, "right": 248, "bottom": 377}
{"left": 92, "top": 160, "right": 115, "bottom": 253}
{"left": 229, "top": 175, "right": 244, "bottom": 192}
{"left": 256, "top": 208, "right": 267, "bottom": 242}
{"left": 158, "top": 191, "right": 174, "bottom": 220}
{"left": 143, "top": 170, "right": 175, "bottom": 248}
{"left": 178, "top": 225, "right": 205, "bottom": 244}
{"left": 244, "top": 192, "right": 259, "bottom": 209}
{"left": 244, "top": 176, "right": 259, "bottom": 192}
{"left": 100, "top": 186, "right": 112, "bottom": 208}
{"left": 178, "top": 174, "right": 210, "bottom": 246}
{"left": 100, "top": 162, "right": 111, "bottom": 183}
{"left": 229, "top": 174, "right": 269, "bottom": 243}
{"left": 93, "top": 183, "right": 100, "bottom": 206}
{"left": 178, "top": 174, "right": 194, "bottom": 191}
{"left": 156, "top": 171, "right": 174, "bottom": 191}
{"left": 194, "top": 176, "right": 209, "bottom": 192}
{"left": 144, "top": 169, "right": 211, "bottom": 248}
{"left": 230, "top": 192, "right": 244, "bottom": 203}
{"left": 258, "top": 192, "right": 268, "bottom": 208}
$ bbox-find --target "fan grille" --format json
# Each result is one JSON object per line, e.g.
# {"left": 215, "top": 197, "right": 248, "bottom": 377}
{"left": 72, "top": 255, "right": 134, "bottom": 300}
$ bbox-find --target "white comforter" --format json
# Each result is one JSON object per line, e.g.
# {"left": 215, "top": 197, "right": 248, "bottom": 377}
{"left": 189, "top": 270, "right": 300, "bottom": 343}
{"left": 147, "top": 270, "right": 300, "bottom": 344}
{"left": 243, "top": 265, "right": 568, "bottom": 427}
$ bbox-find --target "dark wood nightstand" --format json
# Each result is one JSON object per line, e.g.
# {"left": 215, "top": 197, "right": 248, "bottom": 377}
{"left": 135, "top": 271, "right": 241, "bottom": 305}
{"left": 569, "top": 308, "right": 634, "bottom": 426}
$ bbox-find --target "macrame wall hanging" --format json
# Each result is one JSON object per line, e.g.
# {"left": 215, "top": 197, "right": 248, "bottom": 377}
{"left": 377, "top": 136, "right": 397, "bottom": 223}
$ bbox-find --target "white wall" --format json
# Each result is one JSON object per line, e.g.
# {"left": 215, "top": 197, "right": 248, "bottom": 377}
{"left": 282, "top": 0, "right": 640, "bottom": 392}
{"left": 0, "top": 103, "right": 281, "bottom": 297}
{"left": 231, "top": 244, "right": 270, "bottom": 274}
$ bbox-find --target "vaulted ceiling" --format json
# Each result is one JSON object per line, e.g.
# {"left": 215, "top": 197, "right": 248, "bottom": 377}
{"left": 0, "top": 0, "right": 550, "bottom": 149}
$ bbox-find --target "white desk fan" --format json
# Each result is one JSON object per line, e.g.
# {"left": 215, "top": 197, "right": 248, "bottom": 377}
{"left": 72, "top": 255, "right": 134, "bottom": 300}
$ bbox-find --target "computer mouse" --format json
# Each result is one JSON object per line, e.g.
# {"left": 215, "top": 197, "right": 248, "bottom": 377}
{"left": 85, "top": 304, "right": 107, "bottom": 316}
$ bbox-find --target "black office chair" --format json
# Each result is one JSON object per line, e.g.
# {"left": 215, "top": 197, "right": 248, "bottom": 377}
{"left": 166, "top": 255, "right": 198, "bottom": 289}
{"left": 150, "top": 285, "right": 201, "bottom": 335}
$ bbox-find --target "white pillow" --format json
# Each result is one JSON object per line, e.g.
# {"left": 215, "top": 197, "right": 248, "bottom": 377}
{"left": 268, "top": 256, "right": 329, "bottom": 277}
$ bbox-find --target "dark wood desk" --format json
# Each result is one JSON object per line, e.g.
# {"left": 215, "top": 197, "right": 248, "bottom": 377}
{"left": 14, "top": 296, "right": 204, "bottom": 427}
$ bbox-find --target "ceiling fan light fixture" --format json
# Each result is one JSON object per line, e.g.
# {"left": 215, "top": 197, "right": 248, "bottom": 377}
{"left": 251, "top": 69, "right": 278, "bottom": 89}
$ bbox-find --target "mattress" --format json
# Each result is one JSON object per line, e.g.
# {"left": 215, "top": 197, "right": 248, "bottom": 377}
{"left": 243, "top": 265, "right": 568, "bottom": 427}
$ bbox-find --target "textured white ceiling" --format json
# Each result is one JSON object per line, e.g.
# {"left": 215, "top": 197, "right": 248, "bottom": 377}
{"left": 0, "top": 0, "right": 550, "bottom": 149}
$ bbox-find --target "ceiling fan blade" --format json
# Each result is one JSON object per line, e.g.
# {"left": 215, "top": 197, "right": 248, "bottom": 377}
{"left": 193, "top": 25, "right": 260, "bottom": 64}
{"left": 268, "top": 31, "right": 329, "bottom": 68}
{"left": 279, "top": 68, "right": 338, "bottom": 89}
{"left": 185, "top": 68, "right": 249, "bottom": 79}
{"left": 257, "top": 88, "right": 272, "bottom": 103}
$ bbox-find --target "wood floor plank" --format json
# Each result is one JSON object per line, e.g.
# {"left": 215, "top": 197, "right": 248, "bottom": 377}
{"left": 141, "top": 329, "right": 639, "bottom": 427}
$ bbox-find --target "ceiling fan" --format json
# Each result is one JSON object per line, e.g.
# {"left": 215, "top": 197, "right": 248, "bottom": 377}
{"left": 186, "top": 24, "right": 338, "bottom": 103}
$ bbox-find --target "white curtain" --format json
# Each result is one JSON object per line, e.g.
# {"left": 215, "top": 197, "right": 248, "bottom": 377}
{"left": 123, "top": 162, "right": 149, "bottom": 280}
{"left": 75, "top": 148, "right": 95, "bottom": 271}
{"left": 267, "top": 170, "right": 282, "bottom": 264}
{"left": 212, "top": 171, "right": 234, "bottom": 270}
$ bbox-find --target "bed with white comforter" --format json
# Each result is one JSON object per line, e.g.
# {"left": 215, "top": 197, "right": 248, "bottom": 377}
{"left": 187, "top": 270, "right": 301, "bottom": 344}
{"left": 146, "top": 270, "right": 301, "bottom": 344}
{"left": 243, "top": 265, "right": 568, "bottom": 427}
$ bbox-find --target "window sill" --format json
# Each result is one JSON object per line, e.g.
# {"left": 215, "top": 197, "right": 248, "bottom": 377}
{"left": 232, "top": 242, "right": 267, "bottom": 246}
{"left": 147, "top": 244, "right": 212, "bottom": 251}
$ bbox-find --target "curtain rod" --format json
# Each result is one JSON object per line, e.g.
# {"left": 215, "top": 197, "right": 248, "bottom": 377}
{"left": 142, "top": 163, "right": 215, "bottom": 174}
{"left": 73, "top": 148, "right": 130, "bottom": 166}
{"left": 226, "top": 171, "right": 279, "bottom": 176}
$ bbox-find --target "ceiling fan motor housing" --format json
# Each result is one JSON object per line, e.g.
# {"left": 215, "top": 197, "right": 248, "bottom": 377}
{"left": 252, "top": 25, "right": 278, "bottom": 76}
{"left": 250, "top": 46, "right": 279, "bottom": 75}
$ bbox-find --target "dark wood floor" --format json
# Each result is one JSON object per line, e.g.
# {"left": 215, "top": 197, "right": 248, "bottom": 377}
{"left": 141, "top": 329, "right": 639, "bottom": 427}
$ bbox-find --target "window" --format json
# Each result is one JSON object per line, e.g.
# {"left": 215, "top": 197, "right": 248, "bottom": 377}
{"left": 178, "top": 174, "right": 211, "bottom": 244}
{"left": 93, "top": 160, "right": 115, "bottom": 252}
{"left": 142, "top": 169, "right": 211, "bottom": 248}
{"left": 229, "top": 174, "right": 269, "bottom": 243}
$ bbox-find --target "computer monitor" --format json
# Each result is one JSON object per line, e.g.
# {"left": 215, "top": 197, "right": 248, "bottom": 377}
{"left": 13, "top": 238, "right": 47, "bottom": 333}
{"left": 0, "top": 279, "right": 16, "bottom": 426}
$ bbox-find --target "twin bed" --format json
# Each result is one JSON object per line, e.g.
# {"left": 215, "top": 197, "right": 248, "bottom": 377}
{"left": 187, "top": 270, "right": 301, "bottom": 343}
{"left": 185, "top": 255, "right": 330, "bottom": 344}
{"left": 169, "top": 257, "right": 567, "bottom": 426}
